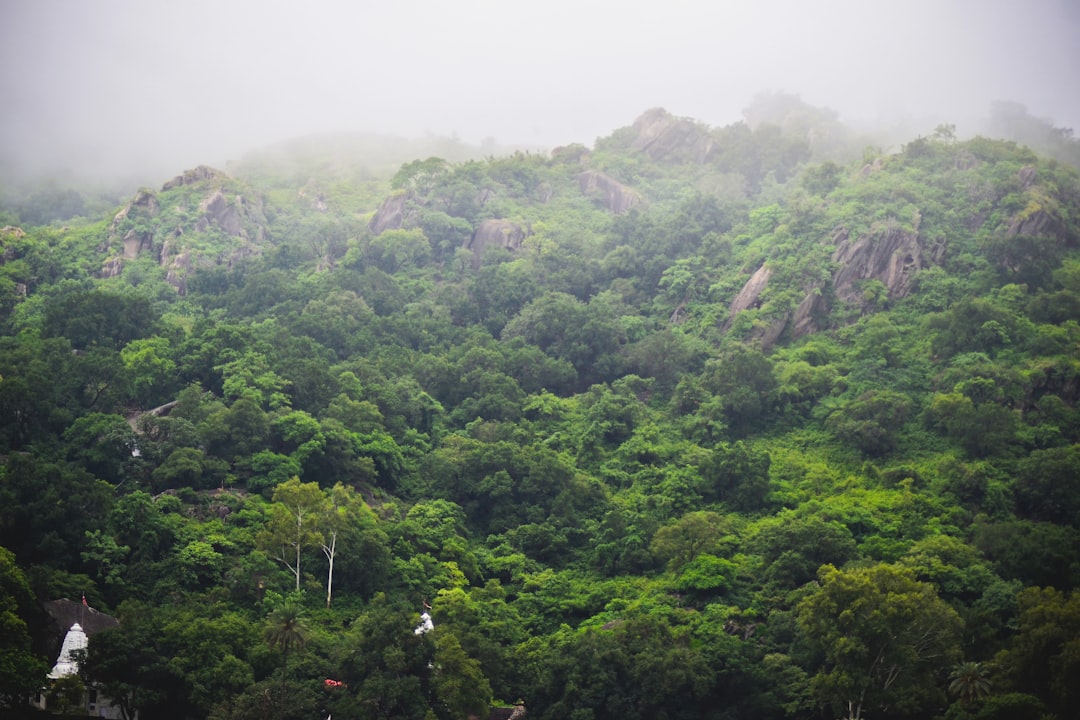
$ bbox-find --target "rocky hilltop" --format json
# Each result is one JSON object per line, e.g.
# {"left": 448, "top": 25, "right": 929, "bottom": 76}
{"left": 629, "top": 107, "right": 716, "bottom": 164}
{"left": 723, "top": 150, "right": 1080, "bottom": 347}
{"left": 100, "top": 166, "right": 270, "bottom": 292}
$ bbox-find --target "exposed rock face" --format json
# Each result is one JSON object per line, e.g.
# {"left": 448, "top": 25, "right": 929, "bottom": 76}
{"left": 630, "top": 108, "right": 715, "bottom": 163}
{"left": 161, "top": 165, "right": 221, "bottom": 190}
{"left": 727, "top": 265, "right": 772, "bottom": 316}
{"left": 298, "top": 183, "right": 328, "bottom": 212}
{"left": 99, "top": 257, "right": 124, "bottom": 278}
{"left": 723, "top": 222, "right": 940, "bottom": 347}
{"left": 160, "top": 240, "right": 193, "bottom": 294}
{"left": 1008, "top": 207, "right": 1068, "bottom": 240}
{"left": 369, "top": 192, "right": 412, "bottom": 234}
{"left": 1018, "top": 165, "right": 1037, "bottom": 188}
{"left": 831, "top": 223, "right": 939, "bottom": 304}
{"left": 110, "top": 188, "right": 159, "bottom": 258}
{"left": 790, "top": 290, "right": 827, "bottom": 338}
{"left": 578, "top": 170, "right": 642, "bottom": 214}
{"left": 1, "top": 227, "right": 27, "bottom": 270}
{"left": 123, "top": 233, "right": 153, "bottom": 259}
{"left": 197, "top": 189, "right": 244, "bottom": 236}
{"left": 100, "top": 166, "right": 269, "bottom": 290}
{"left": 723, "top": 265, "right": 796, "bottom": 349}
{"left": 466, "top": 219, "right": 527, "bottom": 268}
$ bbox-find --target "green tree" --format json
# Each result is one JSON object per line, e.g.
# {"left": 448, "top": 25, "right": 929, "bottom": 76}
{"left": 796, "top": 563, "right": 963, "bottom": 720}
{"left": 748, "top": 512, "right": 857, "bottom": 588}
{"left": 1014, "top": 444, "right": 1080, "bottom": 526}
{"left": 926, "top": 392, "right": 1019, "bottom": 458}
{"left": 0, "top": 455, "right": 113, "bottom": 569}
{"left": 83, "top": 602, "right": 180, "bottom": 720}
{"left": 0, "top": 546, "right": 47, "bottom": 708}
{"left": 698, "top": 441, "right": 772, "bottom": 510}
{"left": 826, "top": 390, "right": 913, "bottom": 457}
{"left": 319, "top": 482, "right": 379, "bottom": 608}
{"left": 61, "top": 412, "right": 137, "bottom": 483}
{"left": 335, "top": 594, "right": 431, "bottom": 720}
{"left": 702, "top": 345, "right": 777, "bottom": 436}
{"left": 263, "top": 603, "right": 309, "bottom": 704}
{"left": 993, "top": 586, "right": 1080, "bottom": 717}
{"left": 948, "top": 661, "right": 991, "bottom": 706}
{"left": 431, "top": 630, "right": 492, "bottom": 720}
{"left": 257, "top": 477, "right": 326, "bottom": 591}
{"left": 649, "top": 510, "right": 733, "bottom": 571}
{"left": 120, "top": 336, "right": 178, "bottom": 407}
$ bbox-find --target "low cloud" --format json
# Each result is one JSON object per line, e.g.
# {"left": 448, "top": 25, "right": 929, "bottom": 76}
{"left": 2, "top": 0, "right": 1078, "bottom": 187}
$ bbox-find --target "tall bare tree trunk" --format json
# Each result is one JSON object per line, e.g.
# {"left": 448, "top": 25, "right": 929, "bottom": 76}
{"left": 322, "top": 531, "right": 337, "bottom": 608}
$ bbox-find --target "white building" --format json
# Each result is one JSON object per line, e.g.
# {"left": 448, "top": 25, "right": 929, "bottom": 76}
{"left": 33, "top": 603, "right": 132, "bottom": 719}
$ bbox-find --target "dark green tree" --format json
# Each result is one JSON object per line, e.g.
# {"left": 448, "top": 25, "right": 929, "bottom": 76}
{"left": 797, "top": 563, "right": 963, "bottom": 720}
{"left": 264, "top": 603, "right": 309, "bottom": 703}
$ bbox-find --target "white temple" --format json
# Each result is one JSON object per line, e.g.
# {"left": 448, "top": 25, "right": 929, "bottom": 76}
{"left": 48, "top": 622, "right": 88, "bottom": 678}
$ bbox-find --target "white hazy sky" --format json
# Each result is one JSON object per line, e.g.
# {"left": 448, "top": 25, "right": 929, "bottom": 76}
{"left": 2, "top": 0, "right": 1079, "bottom": 182}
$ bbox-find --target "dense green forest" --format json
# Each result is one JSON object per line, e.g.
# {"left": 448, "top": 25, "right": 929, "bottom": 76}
{"left": 2, "top": 96, "right": 1079, "bottom": 720}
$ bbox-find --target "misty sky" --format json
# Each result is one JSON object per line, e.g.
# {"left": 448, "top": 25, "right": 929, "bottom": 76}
{"left": 2, "top": 0, "right": 1079, "bottom": 183}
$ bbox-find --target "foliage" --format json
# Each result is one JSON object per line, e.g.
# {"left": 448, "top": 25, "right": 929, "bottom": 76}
{"left": 2, "top": 106, "right": 1079, "bottom": 720}
{"left": 797, "top": 563, "right": 963, "bottom": 720}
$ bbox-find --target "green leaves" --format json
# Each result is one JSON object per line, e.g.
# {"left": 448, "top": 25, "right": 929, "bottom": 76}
{"left": 0, "top": 546, "right": 48, "bottom": 707}
{"left": 797, "top": 563, "right": 963, "bottom": 719}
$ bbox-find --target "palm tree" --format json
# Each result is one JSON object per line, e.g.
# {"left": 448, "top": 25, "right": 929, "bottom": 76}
{"left": 264, "top": 603, "right": 309, "bottom": 701}
{"left": 948, "top": 661, "right": 991, "bottom": 705}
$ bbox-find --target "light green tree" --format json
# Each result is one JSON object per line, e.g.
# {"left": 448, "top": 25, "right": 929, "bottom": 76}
{"left": 257, "top": 477, "right": 325, "bottom": 591}
{"left": 320, "top": 482, "right": 375, "bottom": 608}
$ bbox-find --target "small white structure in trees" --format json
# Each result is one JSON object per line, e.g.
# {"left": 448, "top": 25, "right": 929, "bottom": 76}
{"left": 414, "top": 611, "right": 434, "bottom": 635}
{"left": 33, "top": 599, "right": 130, "bottom": 719}
{"left": 48, "top": 622, "right": 88, "bottom": 678}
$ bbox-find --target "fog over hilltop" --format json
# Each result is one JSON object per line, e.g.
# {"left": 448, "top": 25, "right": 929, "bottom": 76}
{"left": 2, "top": 0, "right": 1079, "bottom": 188}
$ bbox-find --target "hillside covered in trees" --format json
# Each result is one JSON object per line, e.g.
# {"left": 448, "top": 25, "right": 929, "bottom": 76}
{"left": 2, "top": 96, "right": 1080, "bottom": 720}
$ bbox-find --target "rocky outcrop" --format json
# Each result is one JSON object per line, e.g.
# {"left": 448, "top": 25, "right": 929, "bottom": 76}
{"left": 721, "top": 266, "right": 784, "bottom": 348}
{"left": 160, "top": 239, "right": 194, "bottom": 294}
{"left": 722, "top": 222, "right": 938, "bottom": 347}
{"left": 298, "top": 183, "right": 328, "bottom": 212}
{"left": 43, "top": 599, "right": 119, "bottom": 661}
{"left": 790, "top": 290, "right": 827, "bottom": 338}
{"left": 369, "top": 192, "right": 412, "bottom": 235}
{"left": 1, "top": 227, "right": 27, "bottom": 270}
{"left": 110, "top": 188, "right": 159, "bottom": 258}
{"left": 466, "top": 219, "right": 527, "bottom": 268}
{"left": 630, "top": 108, "right": 715, "bottom": 164}
{"left": 831, "top": 223, "right": 939, "bottom": 304}
{"left": 161, "top": 165, "right": 221, "bottom": 191}
{"left": 99, "top": 257, "right": 124, "bottom": 278}
{"left": 727, "top": 265, "right": 772, "bottom": 316}
{"left": 1018, "top": 165, "right": 1037, "bottom": 188}
{"left": 1007, "top": 207, "right": 1068, "bottom": 240}
{"left": 196, "top": 189, "right": 244, "bottom": 236}
{"left": 578, "top": 171, "right": 642, "bottom": 214}
{"left": 100, "top": 167, "right": 269, "bottom": 291}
